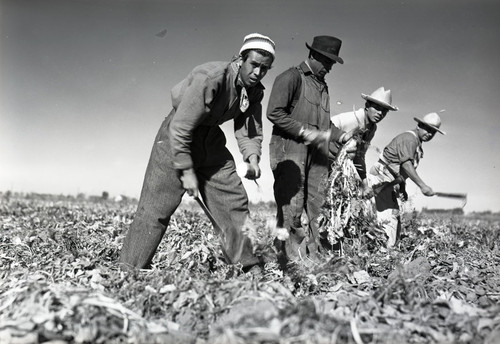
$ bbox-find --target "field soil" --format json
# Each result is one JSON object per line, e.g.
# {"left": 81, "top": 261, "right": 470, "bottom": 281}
{"left": 1, "top": 194, "right": 499, "bottom": 344}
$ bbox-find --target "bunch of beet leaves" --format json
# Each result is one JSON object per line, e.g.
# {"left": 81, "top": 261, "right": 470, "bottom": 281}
{"left": 1, "top": 193, "right": 499, "bottom": 344}
{"left": 317, "top": 142, "right": 384, "bottom": 252}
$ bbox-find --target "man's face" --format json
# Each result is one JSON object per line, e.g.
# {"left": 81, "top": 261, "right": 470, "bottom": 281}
{"left": 418, "top": 125, "right": 437, "bottom": 142}
{"left": 366, "top": 101, "right": 389, "bottom": 123}
{"left": 309, "top": 53, "right": 335, "bottom": 79}
{"left": 239, "top": 50, "right": 273, "bottom": 88}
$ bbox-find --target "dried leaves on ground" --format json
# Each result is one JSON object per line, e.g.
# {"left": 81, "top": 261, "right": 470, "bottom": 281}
{"left": 1, "top": 194, "right": 499, "bottom": 344}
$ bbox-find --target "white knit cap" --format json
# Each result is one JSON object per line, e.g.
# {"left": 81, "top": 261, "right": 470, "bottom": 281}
{"left": 239, "top": 33, "right": 275, "bottom": 57}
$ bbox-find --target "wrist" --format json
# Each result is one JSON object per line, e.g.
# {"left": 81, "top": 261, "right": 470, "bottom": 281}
{"left": 419, "top": 184, "right": 428, "bottom": 190}
{"left": 248, "top": 154, "right": 259, "bottom": 164}
{"left": 182, "top": 168, "right": 195, "bottom": 176}
{"left": 299, "top": 127, "right": 312, "bottom": 141}
{"left": 339, "top": 131, "right": 351, "bottom": 144}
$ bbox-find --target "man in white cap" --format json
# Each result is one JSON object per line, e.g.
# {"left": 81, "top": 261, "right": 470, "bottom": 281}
{"left": 267, "top": 35, "right": 351, "bottom": 263}
{"left": 119, "top": 33, "right": 276, "bottom": 270}
{"left": 369, "top": 112, "right": 445, "bottom": 247}
{"left": 330, "top": 86, "right": 399, "bottom": 198}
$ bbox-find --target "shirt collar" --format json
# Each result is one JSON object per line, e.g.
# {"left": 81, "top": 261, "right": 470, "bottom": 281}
{"left": 230, "top": 58, "right": 265, "bottom": 91}
{"left": 299, "top": 61, "right": 313, "bottom": 75}
{"left": 410, "top": 129, "right": 423, "bottom": 144}
{"left": 361, "top": 108, "right": 376, "bottom": 130}
{"left": 300, "top": 60, "right": 327, "bottom": 84}
{"left": 230, "top": 57, "right": 243, "bottom": 88}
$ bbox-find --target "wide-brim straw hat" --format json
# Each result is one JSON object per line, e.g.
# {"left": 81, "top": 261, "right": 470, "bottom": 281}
{"left": 414, "top": 112, "right": 446, "bottom": 135}
{"left": 306, "top": 35, "right": 344, "bottom": 64}
{"left": 361, "top": 87, "right": 398, "bottom": 111}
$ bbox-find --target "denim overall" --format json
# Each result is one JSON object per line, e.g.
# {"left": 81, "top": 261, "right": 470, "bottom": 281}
{"left": 270, "top": 67, "right": 331, "bottom": 260}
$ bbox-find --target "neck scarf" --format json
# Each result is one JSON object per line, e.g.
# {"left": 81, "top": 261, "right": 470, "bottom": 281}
{"left": 240, "top": 86, "right": 249, "bottom": 113}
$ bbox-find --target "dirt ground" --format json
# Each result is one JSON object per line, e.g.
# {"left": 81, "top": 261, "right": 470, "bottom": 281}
{"left": 1, "top": 194, "right": 499, "bottom": 343}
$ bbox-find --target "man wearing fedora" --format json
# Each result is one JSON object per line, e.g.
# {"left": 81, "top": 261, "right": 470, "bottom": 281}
{"left": 369, "top": 112, "right": 445, "bottom": 247}
{"left": 267, "top": 35, "right": 351, "bottom": 263}
{"left": 330, "top": 86, "right": 399, "bottom": 198}
{"left": 119, "top": 33, "right": 276, "bottom": 270}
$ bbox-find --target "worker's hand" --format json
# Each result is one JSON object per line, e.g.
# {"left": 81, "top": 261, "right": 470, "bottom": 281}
{"left": 180, "top": 168, "right": 199, "bottom": 197}
{"left": 344, "top": 139, "right": 357, "bottom": 159}
{"left": 398, "top": 180, "right": 408, "bottom": 201}
{"left": 420, "top": 185, "right": 435, "bottom": 197}
{"left": 339, "top": 129, "right": 357, "bottom": 144}
{"left": 400, "top": 190, "right": 409, "bottom": 202}
{"left": 360, "top": 181, "right": 374, "bottom": 199}
{"left": 302, "top": 128, "right": 330, "bottom": 151}
{"left": 247, "top": 154, "right": 261, "bottom": 179}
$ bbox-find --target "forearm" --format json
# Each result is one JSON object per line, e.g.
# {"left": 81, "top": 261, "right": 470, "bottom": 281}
{"left": 235, "top": 104, "right": 263, "bottom": 162}
{"left": 239, "top": 139, "right": 262, "bottom": 162}
{"left": 267, "top": 108, "right": 304, "bottom": 138}
{"left": 353, "top": 154, "right": 367, "bottom": 180}
{"left": 169, "top": 118, "right": 198, "bottom": 170}
{"left": 330, "top": 123, "right": 345, "bottom": 144}
{"left": 401, "top": 160, "right": 427, "bottom": 188}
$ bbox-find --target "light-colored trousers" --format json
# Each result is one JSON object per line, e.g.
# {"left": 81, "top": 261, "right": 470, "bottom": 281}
{"left": 368, "top": 161, "right": 401, "bottom": 247}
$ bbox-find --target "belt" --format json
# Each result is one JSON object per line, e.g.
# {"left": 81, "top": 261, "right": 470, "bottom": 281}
{"left": 377, "top": 159, "right": 401, "bottom": 180}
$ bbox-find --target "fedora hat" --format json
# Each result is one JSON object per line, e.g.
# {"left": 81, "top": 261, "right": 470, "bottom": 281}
{"left": 414, "top": 112, "right": 446, "bottom": 135}
{"left": 306, "top": 36, "right": 343, "bottom": 64}
{"left": 361, "top": 87, "right": 398, "bottom": 111}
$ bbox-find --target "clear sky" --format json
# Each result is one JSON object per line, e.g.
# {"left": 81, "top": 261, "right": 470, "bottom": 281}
{"left": 1, "top": 0, "right": 499, "bottom": 213}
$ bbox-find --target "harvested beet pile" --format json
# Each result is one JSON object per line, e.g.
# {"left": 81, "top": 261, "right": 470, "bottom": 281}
{"left": 1, "top": 193, "right": 499, "bottom": 344}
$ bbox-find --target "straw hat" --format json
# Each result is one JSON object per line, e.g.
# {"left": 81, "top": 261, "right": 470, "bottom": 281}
{"left": 361, "top": 87, "right": 398, "bottom": 111}
{"left": 306, "top": 36, "right": 344, "bottom": 64}
{"left": 414, "top": 112, "right": 446, "bottom": 135}
{"left": 239, "top": 33, "right": 276, "bottom": 58}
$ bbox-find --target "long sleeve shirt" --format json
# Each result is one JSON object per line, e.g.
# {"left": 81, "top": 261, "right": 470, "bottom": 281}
{"left": 331, "top": 108, "right": 377, "bottom": 179}
{"left": 169, "top": 60, "right": 263, "bottom": 170}
{"left": 267, "top": 61, "right": 344, "bottom": 143}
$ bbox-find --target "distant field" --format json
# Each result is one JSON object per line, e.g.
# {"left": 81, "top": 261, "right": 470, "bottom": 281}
{"left": 1, "top": 194, "right": 499, "bottom": 344}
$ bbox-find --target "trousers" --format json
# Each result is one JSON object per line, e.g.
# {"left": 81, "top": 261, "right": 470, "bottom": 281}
{"left": 272, "top": 152, "right": 328, "bottom": 260}
{"left": 269, "top": 68, "right": 331, "bottom": 261}
{"left": 119, "top": 115, "right": 259, "bottom": 268}
{"left": 368, "top": 161, "right": 401, "bottom": 247}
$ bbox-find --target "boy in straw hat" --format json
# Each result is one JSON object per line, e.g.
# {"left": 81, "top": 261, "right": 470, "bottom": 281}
{"left": 267, "top": 35, "right": 353, "bottom": 263}
{"left": 119, "top": 33, "right": 275, "bottom": 270}
{"left": 330, "top": 86, "right": 399, "bottom": 198}
{"left": 369, "top": 112, "right": 445, "bottom": 247}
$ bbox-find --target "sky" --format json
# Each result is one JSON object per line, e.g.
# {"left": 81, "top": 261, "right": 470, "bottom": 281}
{"left": 1, "top": 0, "right": 499, "bottom": 213}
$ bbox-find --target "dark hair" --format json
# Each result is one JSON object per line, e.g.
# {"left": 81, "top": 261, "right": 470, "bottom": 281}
{"left": 308, "top": 50, "right": 324, "bottom": 60}
{"left": 241, "top": 49, "right": 274, "bottom": 62}
{"left": 417, "top": 122, "right": 437, "bottom": 132}
{"left": 365, "top": 101, "right": 389, "bottom": 111}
